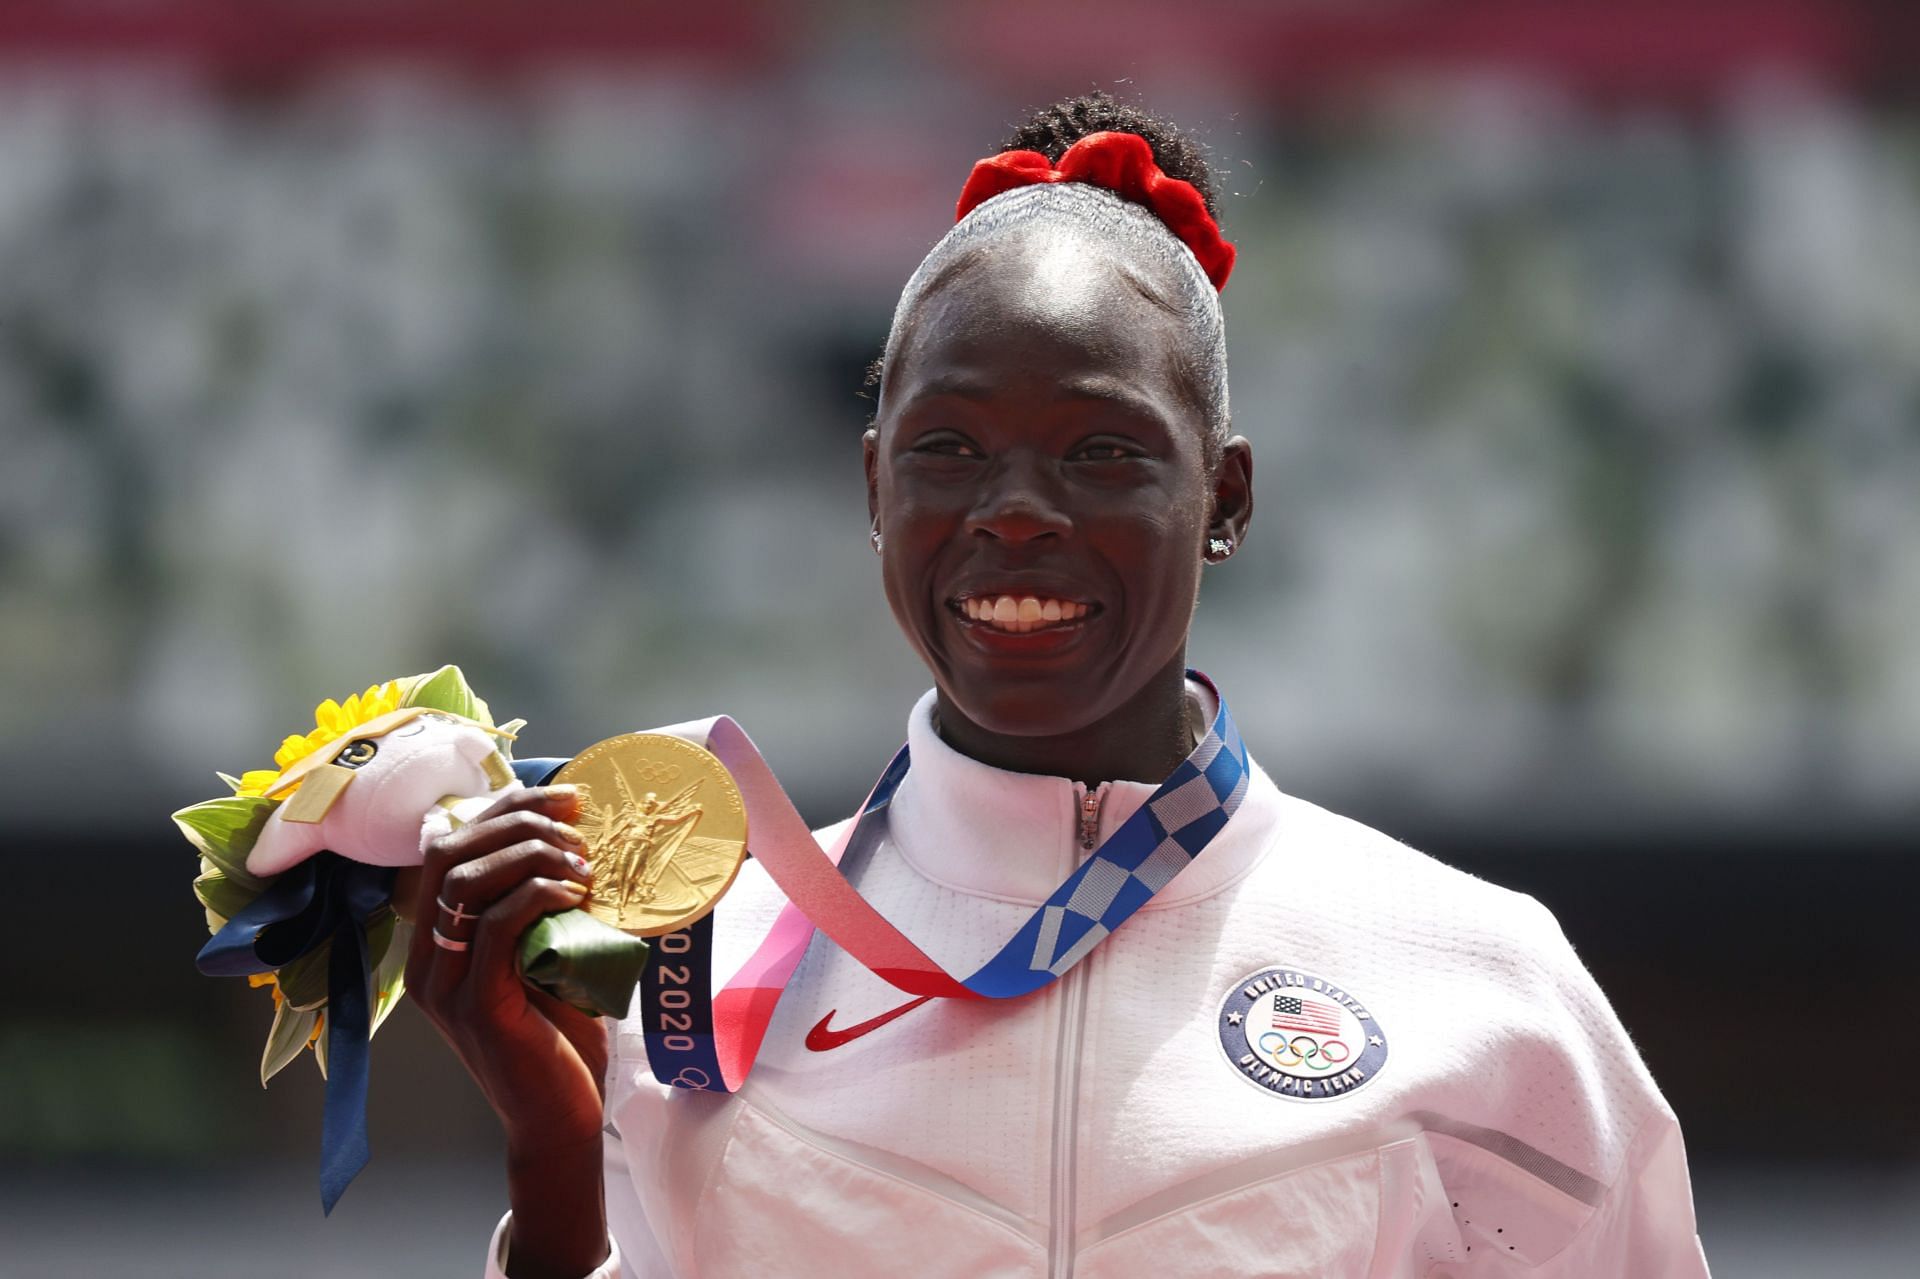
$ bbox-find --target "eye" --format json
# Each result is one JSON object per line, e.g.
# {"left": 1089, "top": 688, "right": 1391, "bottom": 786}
{"left": 912, "top": 431, "right": 983, "bottom": 459}
{"left": 335, "top": 738, "right": 379, "bottom": 769}
{"left": 391, "top": 711, "right": 451, "bottom": 739}
{"left": 1072, "top": 438, "right": 1144, "bottom": 462}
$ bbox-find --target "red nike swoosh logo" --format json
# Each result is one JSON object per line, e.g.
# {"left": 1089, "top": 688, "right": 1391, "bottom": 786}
{"left": 805, "top": 995, "right": 935, "bottom": 1051}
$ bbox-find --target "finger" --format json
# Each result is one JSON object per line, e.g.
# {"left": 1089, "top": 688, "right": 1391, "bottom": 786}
{"left": 413, "top": 874, "right": 586, "bottom": 1013}
{"left": 474, "top": 782, "right": 581, "bottom": 828}
{"left": 412, "top": 799, "right": 585, "bottom": 978}
{"left": 409, "top": 904, "right": 478, "bottom": 1014}
{"left": 423, "top": 804, "right": 586, "bottom": 880}
{"left": 439, "top": 838, "right": 593, "bottom": 924}
{"left": 467, "top": 877, "right": 593, "bottom": 996}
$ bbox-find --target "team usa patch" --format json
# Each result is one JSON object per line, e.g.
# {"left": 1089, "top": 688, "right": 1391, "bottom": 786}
{"left": 1217, "top": 966, "right": 1389, "bottom": 1100}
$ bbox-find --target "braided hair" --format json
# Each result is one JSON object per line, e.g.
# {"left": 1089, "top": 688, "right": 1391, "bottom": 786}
{"left": 874, "top": 92, "right": 1231, "bottom": 457}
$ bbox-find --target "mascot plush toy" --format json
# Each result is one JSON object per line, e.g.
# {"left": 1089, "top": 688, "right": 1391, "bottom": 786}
{"left": 176, "top": 666, "right": 646, "bottom": 1212}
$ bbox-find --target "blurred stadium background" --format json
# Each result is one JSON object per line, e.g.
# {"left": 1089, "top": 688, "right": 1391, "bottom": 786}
{"left": 1, "top": 2, "right": 1916, "bottom": 1274}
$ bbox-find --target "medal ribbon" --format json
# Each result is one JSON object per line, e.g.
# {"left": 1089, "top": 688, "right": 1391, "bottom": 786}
{"left": 639, "top": 672, "right": 1248, "bottom": 1092}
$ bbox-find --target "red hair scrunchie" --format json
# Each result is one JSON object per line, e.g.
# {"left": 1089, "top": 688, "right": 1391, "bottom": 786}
{"left": 954, "top": 131, "right": 1235, "bottom": 291}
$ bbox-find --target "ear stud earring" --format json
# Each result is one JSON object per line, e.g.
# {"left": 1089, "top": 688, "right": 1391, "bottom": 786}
{"left": 871, "top": 527, "right": 884, "bottom": 554}
{"left": 1206, "top": 536, "right": 1235, "bottom": 562}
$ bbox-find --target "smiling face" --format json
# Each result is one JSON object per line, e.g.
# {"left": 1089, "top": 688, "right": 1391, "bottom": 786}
{"left": 867, "top": 225, "right": 1251, "bottom": 762}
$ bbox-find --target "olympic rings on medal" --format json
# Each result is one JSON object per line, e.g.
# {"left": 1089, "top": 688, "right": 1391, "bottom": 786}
{"left": 628, "top": 759, "right": 683, "bottom": 787}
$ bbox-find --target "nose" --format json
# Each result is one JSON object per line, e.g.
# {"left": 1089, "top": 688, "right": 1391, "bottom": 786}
{"left": 965, "top": 453, "right": 1071, "bottom": 545}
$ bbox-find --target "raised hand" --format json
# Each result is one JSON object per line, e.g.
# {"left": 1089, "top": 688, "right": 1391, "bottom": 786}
{"left": 406, "top": 783, "right": 612, "bottom": 1278}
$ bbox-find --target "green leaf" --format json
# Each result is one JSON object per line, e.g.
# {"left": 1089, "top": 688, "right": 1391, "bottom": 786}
{"left": 365, "top": 908, "right": 397, "bottom": 968}
{"left": 173, "top": 795, "right": 274, "bottom": 892}
{"left": 192, "top": 866, "right": 260, "bottom": 926}
{"left": 369, "top": 917, "right": 412, "bottom": 1036}
{"left": 260, "top": 1000, "right": 318, "bottom": 1086}
{"left": 275, "top": 910, "right": 404, "bottom": 1030}
{"left": 403, "top": 664, "right": 492, "bottom": 726}
{"left": 520, "top": 909, "right": 650, "bottom": 1018}
{"left": 275, "top": 942, "right": 332, "bottom": 1011}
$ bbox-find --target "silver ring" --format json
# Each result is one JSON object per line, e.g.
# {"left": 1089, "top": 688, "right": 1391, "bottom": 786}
{"left": 432, "top": 928, "right": 471, "bottom": 953}
{"left": 437, "top": 896, "right": 477, "bottom": 928}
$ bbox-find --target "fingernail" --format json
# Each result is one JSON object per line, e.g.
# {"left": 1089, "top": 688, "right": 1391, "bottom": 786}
{"left": 566, "top": 852, "right": 591, "bottom": 877}
{"left": 545, "top": 784, "right": 580, "bottom": 798}
{"left": 560, "top": 879, "right": 590, "bottom": 897}
{"left": 555, "top": 823, "right": 587, "bottom": 847}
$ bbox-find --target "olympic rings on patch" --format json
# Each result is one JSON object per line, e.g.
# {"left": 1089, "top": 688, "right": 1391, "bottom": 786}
{"left": 1298, "top": 1037, "right": 1344, "bottom": 1072}
{"left": 1257, "top": 1031, "right": 1299, "bottom": 1066}
{"left": 1256, "top": 1029, "right": 1358, "bottom": 1074}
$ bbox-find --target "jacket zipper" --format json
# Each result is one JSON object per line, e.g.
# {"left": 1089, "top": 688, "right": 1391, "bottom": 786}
{"left": 1077, "top": 788, "right": 1102, "bottom": 851}
{"left": 1050, "top": 781, "right": 1105, "bottom": 1279}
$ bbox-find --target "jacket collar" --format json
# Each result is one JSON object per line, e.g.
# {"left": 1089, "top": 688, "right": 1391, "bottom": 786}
{"left": 885, "top": 680, "right": 1280, "bottom": 908}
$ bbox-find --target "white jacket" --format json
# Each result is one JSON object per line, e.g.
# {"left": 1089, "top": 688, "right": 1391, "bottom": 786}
{"left": 487, "top": 686, "right": 1711, "bottom": 1278}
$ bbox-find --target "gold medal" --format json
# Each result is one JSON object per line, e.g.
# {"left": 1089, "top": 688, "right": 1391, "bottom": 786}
{"left": 554, "top": 733, "right": 748, "bottom": 937}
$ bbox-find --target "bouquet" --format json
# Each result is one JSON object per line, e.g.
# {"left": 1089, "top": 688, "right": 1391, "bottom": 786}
{"left": 176, "top": 664, "right": 647, "bottom": 1210}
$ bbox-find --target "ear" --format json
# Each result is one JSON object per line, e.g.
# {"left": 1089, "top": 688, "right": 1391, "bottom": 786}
{"left": 1207, "top": 435, "right": 1254, "bottom": 551}
{"left": 244, "top": 805, "right": 329, "bottom": 877}
{"left": 863, "top": 427, "right": 881, "bottom": 528}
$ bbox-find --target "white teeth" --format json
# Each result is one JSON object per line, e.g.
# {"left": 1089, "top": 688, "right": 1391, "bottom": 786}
{"left": 958, "top": 594, "right": 1091, "bottom": 632}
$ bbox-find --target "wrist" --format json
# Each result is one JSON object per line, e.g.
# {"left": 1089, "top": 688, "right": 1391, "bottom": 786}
{"left": 502, "top": 1136, "right": 608, "bottom": 1279}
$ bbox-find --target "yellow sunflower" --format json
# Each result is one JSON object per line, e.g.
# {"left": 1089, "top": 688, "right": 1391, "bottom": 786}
{"left": 231, "top": 680, "right": 404, "bottom": 797}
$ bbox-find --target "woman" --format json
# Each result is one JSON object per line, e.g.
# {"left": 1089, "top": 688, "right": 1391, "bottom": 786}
{"left": 407, "top": 95, "right": 1711, "bottom": 1279}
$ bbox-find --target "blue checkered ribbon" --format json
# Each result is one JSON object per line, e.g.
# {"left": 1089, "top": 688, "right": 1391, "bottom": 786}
{"left": 957, "top": 678, "right": 1248, "bottom": 997}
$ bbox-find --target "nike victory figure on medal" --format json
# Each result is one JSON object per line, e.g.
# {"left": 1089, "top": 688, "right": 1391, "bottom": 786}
{"left": 556, "top": 733, "right": 748, "bottom": 937}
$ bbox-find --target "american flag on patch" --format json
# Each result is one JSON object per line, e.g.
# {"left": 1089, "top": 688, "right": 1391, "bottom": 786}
{"left": 1271, "top": 994, "right": 1343, "bottom": 1035}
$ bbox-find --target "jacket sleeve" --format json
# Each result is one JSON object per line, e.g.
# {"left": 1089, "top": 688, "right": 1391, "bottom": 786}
{"left": 1532, "top": 1112, "right": 1711, "bottom": 1278}
{"left": 1508, "top": 890, "right": 1712, "bottom": 1279}
{"left": 481, "top": 1207, "right": 624, "bottom": 1279}
{"left": 1435, "top": 892, "right": 1713, "bottom": 1278}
